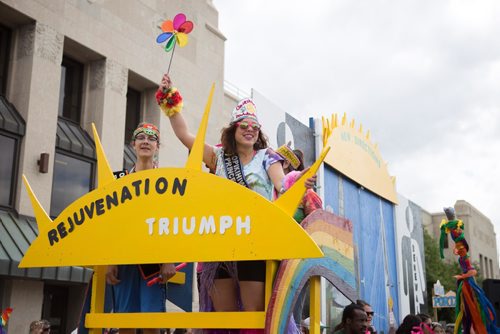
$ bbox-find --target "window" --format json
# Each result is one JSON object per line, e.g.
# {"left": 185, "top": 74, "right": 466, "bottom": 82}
{"left": 51, "top": 118, "right": 95, "bottom": 217}
{"left": 42, "top": 284, "right": 68, "bottom": 334}
{"left": 0, "top": 95, "right": 25, "bottom": 210}
{"left": 123, "top": 87, "right": 141, "bottom": 170}
{"left": 0, "top": 24, "right": 10, "bottom": 95}
{"left": 58, "top": 57, "right": 83, "bottom": 123}
{"left": 0, "top": 133, "right": 18, "bottom": 208}
{"left": 50, "top": 152, "right": 94, "bottom": 217}
{"left": 125, "top": 87, "right": 141, "bottom": 143}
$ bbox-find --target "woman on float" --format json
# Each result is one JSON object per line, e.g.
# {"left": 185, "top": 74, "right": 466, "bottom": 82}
{"left": 157, "top": 74, "right": 315, "bottom": 334}
{"left": 105, "top": 123, "right": 177, "bottom": 334}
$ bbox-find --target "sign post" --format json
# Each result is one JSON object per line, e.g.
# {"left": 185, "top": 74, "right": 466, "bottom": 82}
{"left": 432, "top": 280, "right": 456, "bottom": 322}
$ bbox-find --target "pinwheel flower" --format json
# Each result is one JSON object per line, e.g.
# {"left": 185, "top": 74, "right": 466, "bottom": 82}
{"left": 156, "top": 13, "right": 194, "bottom": 52}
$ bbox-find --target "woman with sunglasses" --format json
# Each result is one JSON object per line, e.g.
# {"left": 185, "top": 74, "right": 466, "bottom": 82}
{"left": 158, "top": 74, "right": 315, "bottom": 334}
{"left": 105, "top": 123, "right": 177, "bottom": 334}
{"left": 356, "top": 300, "right": 376, "bottom": 334}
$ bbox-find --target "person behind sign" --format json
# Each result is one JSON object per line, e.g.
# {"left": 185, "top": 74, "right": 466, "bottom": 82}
{"left": 105, "top": 123, "right": 177, "bottom": 334}
{"left": 276, "top": 144, "right": 322, "bottom": 223}
{"left": 158, "top": 74, "right": 316, "bottom": 333}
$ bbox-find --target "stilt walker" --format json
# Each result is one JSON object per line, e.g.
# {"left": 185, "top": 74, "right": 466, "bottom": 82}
{"left": 440, "top": 207, "right": 500, "bottom": 334}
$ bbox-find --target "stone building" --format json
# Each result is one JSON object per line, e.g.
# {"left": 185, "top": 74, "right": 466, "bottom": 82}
{"left": 0, "top": 0, "right": 231, "bottom": 332}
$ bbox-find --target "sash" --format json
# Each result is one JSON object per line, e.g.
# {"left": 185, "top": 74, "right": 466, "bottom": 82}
{"left": 222, "top": 151, "right": 249, "bottom": 188}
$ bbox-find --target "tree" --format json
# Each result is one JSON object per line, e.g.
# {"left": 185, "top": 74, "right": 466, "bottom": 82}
{"left": 423, "top": 230, "right": 461, "bottom": 323}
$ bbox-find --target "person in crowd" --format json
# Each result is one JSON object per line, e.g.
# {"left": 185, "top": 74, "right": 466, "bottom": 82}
{"left": 159, "top": 74, "right": 316, "bottom": 334}
{"left": 396, "top": 315, "right": 423, "bottom": 334}
{"left": 333, "top": 303, "right": 368, "bottom": 334}
{"left": 105, "top": 122, "right": 177, "bottom": 334}
{"left": 356, "top": 300, "right": 376, "bottom": 333}
{"left": 417, "top": 314, "right": 432, "bottom": 327}
{"left": 300, "top": 317, "right": 327, "bottom": 334}
{"left": 416, "top": 313, "right": 433, "bottom": 334}
{"left": 276, "top": 144, "right": 322, "bottom": 223}
{"left": 431, "top": 322, "right": 445, "bottom": 334}
{"left": 29, "top": 320, "right": 50, "bottom": 334}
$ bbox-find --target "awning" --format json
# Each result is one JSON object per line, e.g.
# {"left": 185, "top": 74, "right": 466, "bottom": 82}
{"left": 56, "top": 117, "right": 95, "bottom": 159}
{"left": 0, "top": 95, "right": 25, "bottom": 135}
{"left": 0, "top": 210, "right": 92, "bottom": 283}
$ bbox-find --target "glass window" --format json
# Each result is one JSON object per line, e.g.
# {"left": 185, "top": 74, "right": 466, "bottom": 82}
{"left": 125, "top": 87, "right": 141, "bottom": 143}
{"left": 292, "top": 279, "right": 351, "bottom": 334}
{"left": 50, "top": 152, "right": 93, "bottom": 217}
{"left": 58, "top": 57, "right": 83, "bottom": 123}
{"left": 0, "top": 133, "right": 17, "bottom": 208}
{"left": 0, "top": 24, "right": 10, "bottom": 95}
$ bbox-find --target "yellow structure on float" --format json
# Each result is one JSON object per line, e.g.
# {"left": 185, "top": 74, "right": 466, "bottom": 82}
{"left": 322, "top": 113, "right": 397, "bottom": 204}
{"left": 20, "top": 84, "right": 330, "bottom": 332}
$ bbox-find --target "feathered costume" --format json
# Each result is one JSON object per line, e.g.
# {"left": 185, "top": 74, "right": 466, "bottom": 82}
{"left": 0, "top": 308, "right": 13, "bottom": 334}
{"left": 440, "top": 207, "right": 500, "bottom": 334}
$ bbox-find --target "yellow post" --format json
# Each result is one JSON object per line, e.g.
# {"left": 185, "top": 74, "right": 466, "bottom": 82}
{"left": 310, "top": 276, "right": 321, "bottom": 334}
{"left": 88, "top": 265, "right": 106, "bottom": 334}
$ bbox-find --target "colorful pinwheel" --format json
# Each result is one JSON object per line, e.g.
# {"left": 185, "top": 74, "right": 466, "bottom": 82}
{"left": 156, "top": 13, "right": 194, "bottom": 52}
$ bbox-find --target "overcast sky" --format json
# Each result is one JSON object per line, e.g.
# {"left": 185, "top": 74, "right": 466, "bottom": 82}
{"left": 213, "top": 0, "right": 500, "bottom": 258}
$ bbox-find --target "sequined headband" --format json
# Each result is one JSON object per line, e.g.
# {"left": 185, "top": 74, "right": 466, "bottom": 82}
{"left": 133, "top": 123, "right": 160, "bottom": 140}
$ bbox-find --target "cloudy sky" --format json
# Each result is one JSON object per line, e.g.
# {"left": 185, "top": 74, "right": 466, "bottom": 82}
{"left": 213, "top": 0, "right": 500, "bottom": 255}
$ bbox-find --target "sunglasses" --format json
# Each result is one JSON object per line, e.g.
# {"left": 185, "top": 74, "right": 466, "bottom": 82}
{"left": 236, "top": 121, "right": 261, "bottom": 131}
{"left": 366, "top": 312, "right": 374, "bottom": 316}
{"left": 42, "top": 327, "right": 51, "bottom": 332}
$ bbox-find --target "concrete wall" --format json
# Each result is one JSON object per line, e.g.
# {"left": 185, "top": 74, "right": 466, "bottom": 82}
{"left": 1, "top": 279, "right": 44, "bottom": 334}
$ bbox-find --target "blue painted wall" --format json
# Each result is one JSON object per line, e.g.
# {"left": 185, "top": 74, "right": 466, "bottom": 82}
{"left": 323, "top": 165, "right": 400, "bottom": 333}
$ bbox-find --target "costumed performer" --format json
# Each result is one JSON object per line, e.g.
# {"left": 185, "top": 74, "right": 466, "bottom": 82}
{"left": 440, "top": 207, "right": 500, "bottom": 334}
{"left": 105, "top": 123, "right": 177, "bottom": 334}
{"left": 157, "top": 74, "right": 316, "bottom": 334}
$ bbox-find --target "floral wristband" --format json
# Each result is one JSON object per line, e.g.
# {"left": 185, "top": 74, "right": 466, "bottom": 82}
{"left": 156, "top": 87, "right": 183, "bottom": 117}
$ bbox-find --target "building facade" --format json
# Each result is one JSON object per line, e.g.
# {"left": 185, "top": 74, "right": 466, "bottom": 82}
{"left": 0, "top": 0, "right": 226, "bottom": 332}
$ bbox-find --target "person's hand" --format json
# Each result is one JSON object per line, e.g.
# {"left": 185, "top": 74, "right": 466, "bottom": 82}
{"left": 159, "top": 73, "right": 172, "bottom": 92}
{"left": 106, "top": 265, "right": 120, "bottom": 285}
{"left": 298, "top": 168, "right": 317, "bottom": 189}
{"left": 159, "top": 263, "right": 177, "bottom": 283}
{"left": 453, "top": 274, "right": 464, "bottom": 280}
{"left": 305, "top": 174, "right": 317, "bottom": 189}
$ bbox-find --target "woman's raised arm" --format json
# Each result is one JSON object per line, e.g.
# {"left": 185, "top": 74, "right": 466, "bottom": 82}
{"left": 158, "top": 74, "right": 215, "bottom": 168}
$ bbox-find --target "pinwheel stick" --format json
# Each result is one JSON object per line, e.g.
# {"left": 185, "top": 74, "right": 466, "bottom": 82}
{"left": 167, "top": 42, "right": 177, "bottom": 75}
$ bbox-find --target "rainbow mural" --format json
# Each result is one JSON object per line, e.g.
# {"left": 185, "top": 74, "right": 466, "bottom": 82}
{"left": 265, "top": 209, "right": 356, "bottom": 333}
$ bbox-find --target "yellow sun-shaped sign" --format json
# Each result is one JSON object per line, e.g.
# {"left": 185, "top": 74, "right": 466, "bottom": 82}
{"left": 20, "top": 84, "right": 330, "bottom": 332}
